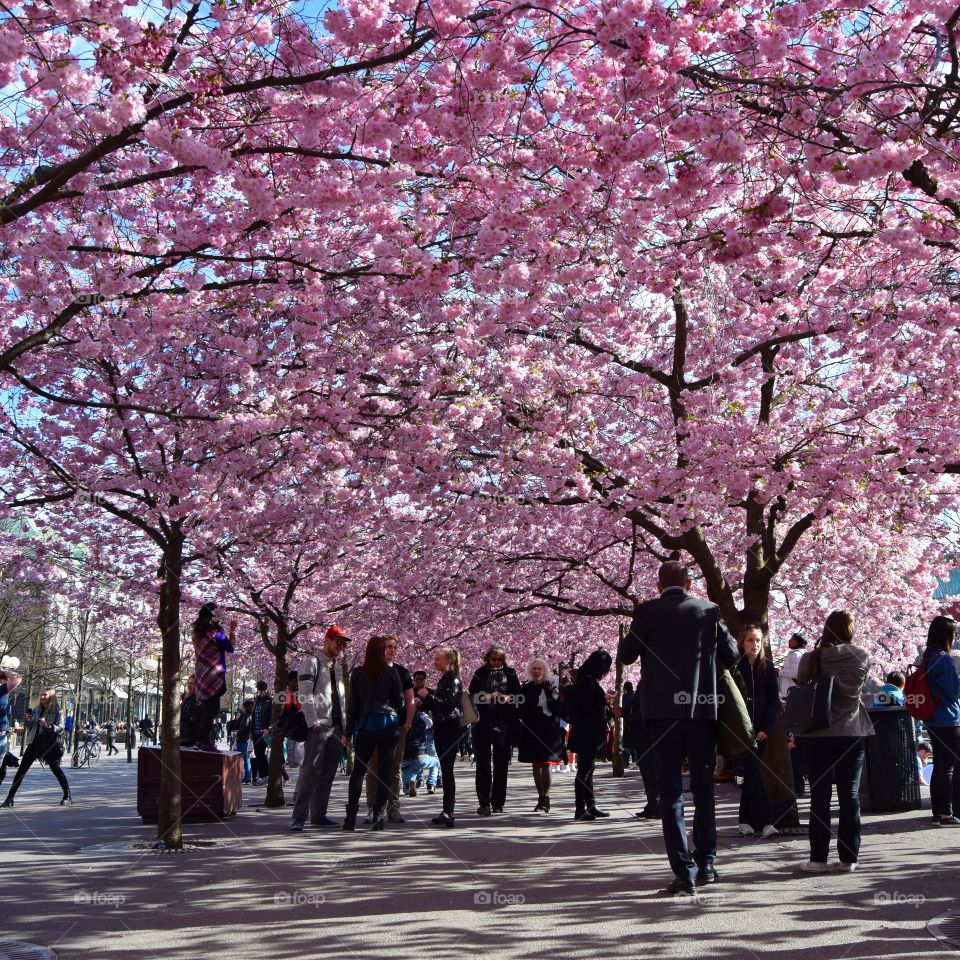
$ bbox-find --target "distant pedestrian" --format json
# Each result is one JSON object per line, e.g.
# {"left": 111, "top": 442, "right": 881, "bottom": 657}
{"left": 104, "top": 719, "right": 120, "bottom": 756}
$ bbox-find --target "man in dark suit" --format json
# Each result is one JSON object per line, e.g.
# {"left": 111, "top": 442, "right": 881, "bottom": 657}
{"left": 620, "top": 560, "right": 739, "bottom": 896}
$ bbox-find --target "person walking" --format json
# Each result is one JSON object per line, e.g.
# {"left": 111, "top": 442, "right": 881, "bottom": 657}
{"left": 250, "top": 681, "right": 273, "bottom": 784}
{"left": 920, "top": 615, "right": 960, "bottom": 826}
{"left": 517, "top": 658, "right": 564, "bottom": 812}
{"left": 735, "top": 624, "right": 780, "bottom": 839}
{"left": 797, "top": 609, "right": 874, "bottom": 871}
{"left": 416, "top": 647, "right": 463, "bottom": 827}
{"left": 343, "top": 635, "right": 405, "bottom": 832}
{"left": 566, "top": 650, "right": 612, "bottom": 822}
{"left": 191, "top": 603, "right": 236, "bottom": 751}
{"left": 619, "top": 560, "right": 740, "bottom": 896}
{"left": 235, "top": 701, "right": 253, "bottom": 784}
{"left": 103, "top": 719, "right": 120, "bottom": 756}
{"left": 0, "top": 668, "right": 22, "bottom": 771}
{"left": 363, "top": 636, "right": 415, "bottom": 824}
{"left": 290, "top": 626, "right": 351, "bottom": 830}
{"left": 469, "top": 645, "right": 521, "bottom": 816}
{"left": 2, "top": 690, "right": 71, "bottom": 807}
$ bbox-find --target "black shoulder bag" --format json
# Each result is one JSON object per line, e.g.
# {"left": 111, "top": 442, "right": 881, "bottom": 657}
{"left": 783, "top": 646, "right": 834, "bottom": 735}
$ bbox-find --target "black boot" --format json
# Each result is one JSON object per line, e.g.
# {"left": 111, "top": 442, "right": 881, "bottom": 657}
{"left": 533, "top": 795, "right": 545, "bottom": 812}
{"left": 541, "top": 795, "right": 551, "bottom": 814}
{"left": 342, "top": 810, "right": 357, "bottom": 831}
{"left": 60, "top": 793, "right": 72, "bottom": 806}
{"left": 371, "top": 808, "right": 386, "bottom": 831}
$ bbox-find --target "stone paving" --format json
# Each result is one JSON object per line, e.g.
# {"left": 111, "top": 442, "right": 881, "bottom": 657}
{"left": 0, "top": 750, "right": 957, "bottom": 959}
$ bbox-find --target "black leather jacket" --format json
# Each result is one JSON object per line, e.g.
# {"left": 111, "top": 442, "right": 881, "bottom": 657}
{"left": 421, "top": 670, "right": 463, "bottom": 726}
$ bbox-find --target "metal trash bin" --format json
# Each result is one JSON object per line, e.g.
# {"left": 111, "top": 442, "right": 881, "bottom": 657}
{"left": 860, "top": 707, "right": 921, "bottom": 812}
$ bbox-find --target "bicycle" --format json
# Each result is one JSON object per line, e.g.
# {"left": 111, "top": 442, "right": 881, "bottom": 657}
{"left": 71, "top": 733, "right": 102, "bottom": 768}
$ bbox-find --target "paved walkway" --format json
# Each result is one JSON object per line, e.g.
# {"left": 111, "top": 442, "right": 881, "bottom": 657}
{"left": 0, "top": 752, "right": 957, "bottom": 959}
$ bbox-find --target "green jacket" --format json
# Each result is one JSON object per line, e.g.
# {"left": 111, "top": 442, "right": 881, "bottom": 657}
{"left": 717, "top": 666, "right": 755, "bottom": 759}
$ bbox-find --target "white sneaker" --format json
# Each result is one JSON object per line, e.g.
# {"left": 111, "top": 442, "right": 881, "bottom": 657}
{"left": 834, "top": 861, "right": 858, "bottom": 872}
{"left": 801, "top": 861, "right": 829, "bottom": 873}
{"left": 737, "top": 823, "right": 755, "bottom": 836}
{"left": 761, "top": 824, "right": 779, "bottom": 838}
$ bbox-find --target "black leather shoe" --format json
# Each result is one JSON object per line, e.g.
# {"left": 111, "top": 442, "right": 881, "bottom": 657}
{"left": 665, "top": 878, "right": 696, "bottom": 897}
{"left": 477, "top": 805, "right": 492, "bottom": 817}
{"left": 574, "top": 810, "right": 597, "bottom": 822}
{"left": 635, "top": 806, "right": 661, "bottom": 820}
{"left": 587, "top": 807, "right": 611, "bottom": 818}
{"left": 491, "top": 805, "right": 504, "bottom": 814}
{"left": 696, "top": 866, "right": 718, "bottom": 886}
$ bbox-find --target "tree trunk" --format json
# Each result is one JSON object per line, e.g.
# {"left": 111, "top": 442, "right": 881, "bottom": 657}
{"left": 264, "top": 625, "right": 288, "bottom": 809}
{"left": 342, "top": 658, "right": 354, "bottom": 775}
{"left": 156, "top": 530, "right": 184, "bottom": 849}
{"left": 126, "top": 654, "right": 134, "bottom": 764}
{"left": 611, "top": 630, "right": 625, "bottom": 778}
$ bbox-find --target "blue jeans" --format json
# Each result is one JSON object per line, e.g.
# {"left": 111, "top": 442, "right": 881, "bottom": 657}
{"left": 0, "top": 731, "right": 7, "bottom": 770}
{"left": 402, "top": 755, "right": 440, "bottom": 789}
{"left": 648, "top": 718, "right": 719, "bottom": 884}
{"left": 237, "top": 740, "right": 251, "bottom": 781}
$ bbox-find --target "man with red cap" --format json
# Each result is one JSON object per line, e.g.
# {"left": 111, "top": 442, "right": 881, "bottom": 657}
{"left": 290, "top": 625, "right": 351, "bottom": 830}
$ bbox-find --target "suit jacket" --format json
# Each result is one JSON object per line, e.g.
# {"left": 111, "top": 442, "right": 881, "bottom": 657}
{"left": 621, "top": 587, "right": 739, "bottom": 721}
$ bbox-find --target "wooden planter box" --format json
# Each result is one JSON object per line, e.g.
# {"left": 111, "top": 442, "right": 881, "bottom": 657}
{"left": 137, "top": 746, "right": 242, "bottom": 823}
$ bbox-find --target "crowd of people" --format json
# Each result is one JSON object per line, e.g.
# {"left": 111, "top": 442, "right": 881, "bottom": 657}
{"left": 3, "top": 564, "right": 959, "bottom": 896}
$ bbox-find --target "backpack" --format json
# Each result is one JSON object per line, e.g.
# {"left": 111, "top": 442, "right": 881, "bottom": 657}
{"left": 904, "top": 658, "right": 940, "bottom": 722}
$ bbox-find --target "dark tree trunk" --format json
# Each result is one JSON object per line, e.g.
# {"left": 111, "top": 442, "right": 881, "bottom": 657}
{"left": 264, "top": 624, "right": 289, "bottom": 809}
{"left": 156, "top": 528, "right": 184, "bottom": 849}
{"left": 611, "top": 629, "right": 625, "bottom": 777}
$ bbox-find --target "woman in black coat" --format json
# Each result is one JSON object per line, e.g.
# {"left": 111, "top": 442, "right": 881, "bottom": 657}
{"left": 517, "top": 658, "right": 564, "bottom": 813}
{"left": 734, "top": 624, "right": 780, "bottom": 837}
{"left": 567, "top": 650, "right": 613, "bottom": 822}
{"left": 417, "top": 647, "right": 463, "bottom": 828}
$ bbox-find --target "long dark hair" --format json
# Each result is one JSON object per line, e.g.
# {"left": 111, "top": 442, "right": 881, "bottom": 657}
{"left": 362, "top": 635, "right": 388, "bottom": 685}
{"left": 579, "top": 649, "right": 612, "bottom": 682}
{"left": 192, "top": 602, "right": 218, "bottom": 643}
{"left": 925, "top": 616, "right": 957, "bottom": 658}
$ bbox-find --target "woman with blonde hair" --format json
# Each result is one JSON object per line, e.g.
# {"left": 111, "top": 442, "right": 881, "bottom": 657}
{"left": 416, "top": 647, "right": 463, "bottom": 827}
{"left": 517, "top": 658, "right": 564, "bottom": 812}
{"left": 2, "top": 689, "right": 71, "bottom": 807}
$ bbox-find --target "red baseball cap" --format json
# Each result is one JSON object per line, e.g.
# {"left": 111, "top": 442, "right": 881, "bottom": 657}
{"left": 325, "top": 625, "right": 351, "bottom": 643}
